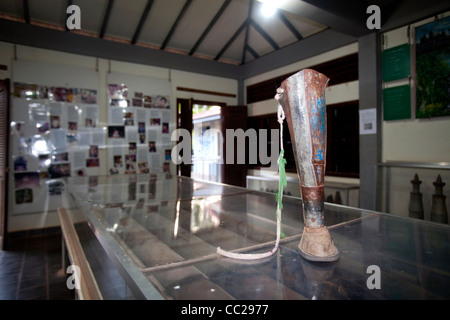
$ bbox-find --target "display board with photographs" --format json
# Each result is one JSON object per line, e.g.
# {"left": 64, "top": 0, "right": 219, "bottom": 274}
{"left": 106, "top": 72, "right": 173, "bottom": 177}
{"left": 10, "top": 59, "right": 101, "bottom": 214}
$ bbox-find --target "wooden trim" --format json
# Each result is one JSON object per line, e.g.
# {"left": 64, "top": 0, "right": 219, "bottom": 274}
{"left": 191, "top": 99, "right": 227, "bottom": 108}
{"left": 177, "top": 86, "right": 236, "bottom": 98}
{"left": 247, "top": 53, "right": 358, "bottom": 104}
{"left": 327, "top": 100, "right": 359, "bottom": 108}
{"left": 58, "top": 207, "right": 103, "bottom": 300}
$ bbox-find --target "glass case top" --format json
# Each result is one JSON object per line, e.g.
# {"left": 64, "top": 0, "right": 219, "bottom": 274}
{"left": 66, "top": 174, "right": 368, "bottom": 269}
{"left": 66, "top": 174, "right": 450, "bottom": 300}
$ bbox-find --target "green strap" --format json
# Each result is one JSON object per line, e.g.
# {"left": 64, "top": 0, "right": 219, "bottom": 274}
{"left": 276, "top": 150, "right": 287, "bottom": 238}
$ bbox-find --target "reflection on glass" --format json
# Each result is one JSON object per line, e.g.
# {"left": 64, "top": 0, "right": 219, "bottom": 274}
{"left": 31, "top": 135, "right": 50, "bottom": 156}
{"left": 173, "top": 200, "right": 181, "bottom": 238}
{"left": 190, "top": 196, "right": 222, "bottom": 234}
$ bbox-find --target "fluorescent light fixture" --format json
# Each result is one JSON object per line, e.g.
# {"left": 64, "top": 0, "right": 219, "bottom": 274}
{"left": 261, "top": 0, "right": 278, "bottom": 17}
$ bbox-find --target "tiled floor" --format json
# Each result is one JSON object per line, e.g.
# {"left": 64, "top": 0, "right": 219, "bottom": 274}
{"left": 0, "top": 228, "right": 75, "bottom": 300}
{"left": 0, "top": 223, "right": 135, "bottom": 300}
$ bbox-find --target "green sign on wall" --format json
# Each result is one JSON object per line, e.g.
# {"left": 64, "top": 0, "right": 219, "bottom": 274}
{"left": 382, "top": 44, "right": 410, "bottom": 82}
{"left": 383, "top": 85, "right": 411, "bottom": 121}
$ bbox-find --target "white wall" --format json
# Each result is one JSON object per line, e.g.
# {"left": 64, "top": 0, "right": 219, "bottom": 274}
{"left": 380, "top": 12, "right": 450, "bottom": 219}
{"left": 382, "top": 13, "right": 450, "bottom": 163}
{"left": 0, "top": 42, "right": 238, "bottom": 232}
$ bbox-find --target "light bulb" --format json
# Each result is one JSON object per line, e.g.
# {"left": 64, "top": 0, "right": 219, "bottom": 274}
{"left": 261, "top": 0, "right": 277, "bottom": 17}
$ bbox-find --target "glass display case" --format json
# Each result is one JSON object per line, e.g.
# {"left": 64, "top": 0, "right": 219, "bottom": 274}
{"left": 65, "top": 174, "right": 450, "bottom": 300}
{"left": 246, "top": 174, "right": 360, "bottom": 207}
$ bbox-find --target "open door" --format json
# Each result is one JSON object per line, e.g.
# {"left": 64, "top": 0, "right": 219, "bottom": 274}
{"left": 0, "top": 79, "right": 10, "bottom": 250}
{"left": 176, "top": 98, "right": 193, "bottom": 177}
{"left": 221, "top": 105, "right": 248, "bottom": 188}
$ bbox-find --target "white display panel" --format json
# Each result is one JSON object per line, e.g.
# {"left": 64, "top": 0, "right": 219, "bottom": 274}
{"left": 10, "top": 59, "right": 100, "bottom": 215}
{"left": 106, "top": 72, "right": 173, "bottom": 176}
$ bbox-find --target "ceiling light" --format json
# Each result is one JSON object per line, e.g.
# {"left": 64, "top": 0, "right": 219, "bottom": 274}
{"left": 261, "top": 0, "right": 277, "bottom": 17}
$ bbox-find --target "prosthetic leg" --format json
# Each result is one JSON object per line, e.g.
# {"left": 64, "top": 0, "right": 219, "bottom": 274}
{"left": 276, "top": 69, "right": 339, "bottom": 262}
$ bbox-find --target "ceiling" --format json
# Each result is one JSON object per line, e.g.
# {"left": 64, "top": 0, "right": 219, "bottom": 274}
{"left": 0, "top": 0, "right": 448, "bottom": 70}
{"left": 0, "top": 0, "right": 327, "bottom": 65}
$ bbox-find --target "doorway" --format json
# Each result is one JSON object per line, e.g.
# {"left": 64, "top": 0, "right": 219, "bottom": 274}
{"left": 192, "top": 104, "right": 222, "bottom": 182}
{"left": 176, "top": 98, "right": 248, "bottom": 187}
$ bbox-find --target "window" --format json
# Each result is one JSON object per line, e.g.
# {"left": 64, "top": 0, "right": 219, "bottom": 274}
{"left": 326, "top": 101, "right": 360, "bottom": 178}
{"left": 248, "top": 100, "right": 360, "bottom": 178}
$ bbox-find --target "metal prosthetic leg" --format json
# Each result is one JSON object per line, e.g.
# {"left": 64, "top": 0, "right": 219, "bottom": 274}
{"left": 276, "top": 69, "right": 339, "bottom": 262}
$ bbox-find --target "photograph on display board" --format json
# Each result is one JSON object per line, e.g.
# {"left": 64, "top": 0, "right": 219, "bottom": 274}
{"left": 164, "top": 149, "right": 171, "bottom": 161}
{"left": 86, "top": 158, "right": 99, "bottom": 167}
{"left": 162, "top": 122, "right": 169, "bottom": 134}
{"left": 14, "top": 172, "right": 40, "bottom": 189}
{"left": 15, "top": 189, "right": 33, "bottom": 204}
{"left": 66, "top": 133, "right": 77, "bottom": 144}
{"left": 114, "top": 155, "right": 123, "bottom": 168}
{"left": 108, "top": 126, "right": 125, "bottom": 138}
{"left": 124, "top": 111, "right": 135, "bottom": 126}
{"left": 52, "top": 152, "right": 69, "bottom": 162}
{"left": 85, "top": 118, "right": 96, "bottom": 128}
{"left": 13, "top": 82, "right": 48, "bottom": 99}
{"left": 89, "top": 145, "right": 99, "bottom": 158}
{"left": 125, "top": 154, "right": 136, "bottom": 175}
{"left": 138, "top": 162, "right": 149, "bottom": 173}
{"left": 49, "top": 87, "right": 73, "bottom": 102}
{"left": 50, "top": 115, "right": 61, "bottom": 129}
{"left": 73, "top": 88, "right": 97, "bottom": 104}
{"left": 108, "top": 84, "right": 128, "bottom": 100}
{"left": 76, "top": 168, "right": 87, "bottom": 176}
{"left": 13, "top": 83, "right": 38, "bottom": 99}
{"left": 132, "top": 98, "right": 143, "bottom": 107}
{"left": 125, "top": 163, "right": 136, "bottom": 174}
{"left": 129, "top": 142, "right": 137, "bottom": 154}
{"left": 150, "top": 118, "right": 161, "bottom": 126}
{"left": 14, "top": 156, "right": 28, "bottom": 171}
{"left": 68, "top": 121, "right": 78, "bottom": 134}
{"left": 48, "top": 163, "right": 71, "bottom": 178}
{"left": 138, "top": 122, "right": 145, "bottom": 133}
{"left": 110, "top": 98, "right": 129, "bottom": 107}
{"left": 47, "top": 180, "right": 65, "bottom": 196}
{"left": 149, "top": 141, "right": 156, "bottom": 152}
{"left": 144, "top": 95, "right": 152, "bottom": 108}
{"left": 126, "top": 154, "right": 136, "bottom": 163}
{"left": 153, "top": 95, "right": 170, "bottom": 109}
